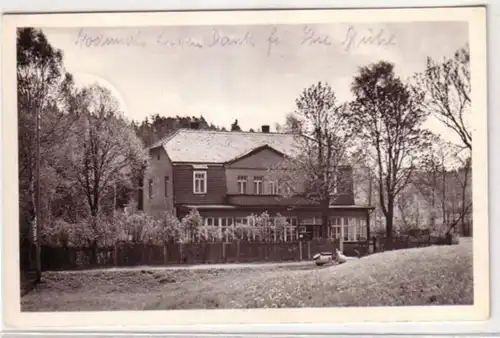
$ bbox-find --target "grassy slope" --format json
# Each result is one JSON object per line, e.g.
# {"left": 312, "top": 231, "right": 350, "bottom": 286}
{"left": 21, "top": 239, "right": 472, "bottom": 311}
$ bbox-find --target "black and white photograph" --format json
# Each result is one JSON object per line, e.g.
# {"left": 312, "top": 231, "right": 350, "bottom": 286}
{"left": 2, "top": 6, "right": 489, "bottom": 328}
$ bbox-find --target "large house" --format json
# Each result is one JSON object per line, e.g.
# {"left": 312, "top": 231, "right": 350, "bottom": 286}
{"left": 143, "top": 124, "right": 373, "bottom": 243}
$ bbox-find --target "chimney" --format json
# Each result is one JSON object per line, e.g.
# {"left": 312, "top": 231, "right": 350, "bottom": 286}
{"left": 190, "top": 121, "right": 200, "bottom": 130}
{"left": 261, "top": 125, "right": 270, "bottom": 133}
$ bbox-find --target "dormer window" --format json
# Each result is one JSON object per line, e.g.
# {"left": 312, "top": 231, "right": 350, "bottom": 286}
{"left": 193, "top": 171, "right": 207, "bottom": 194}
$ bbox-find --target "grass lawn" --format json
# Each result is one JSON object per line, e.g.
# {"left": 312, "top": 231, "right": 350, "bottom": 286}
{"left": 21, "top": 239, "right": 473, "bottom": 311}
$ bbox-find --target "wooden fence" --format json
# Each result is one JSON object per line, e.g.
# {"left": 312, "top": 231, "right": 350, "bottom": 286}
{"left": 371, "top": 230, "right": 433, "bottom": 253}
{"left": 40, "top": 239, "right": 339, "bottom": 271}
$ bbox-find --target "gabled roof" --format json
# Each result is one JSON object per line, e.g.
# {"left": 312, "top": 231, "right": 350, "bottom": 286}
{"left": 151, "top": 129, "right": 301, "bottom": 164}
{"left": 225, "top": 144, "right": 288, "bottom": 165}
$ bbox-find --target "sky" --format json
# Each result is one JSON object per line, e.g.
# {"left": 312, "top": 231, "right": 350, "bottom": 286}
{"left": 42, "top": 21, "right": 469, "bottom": 143}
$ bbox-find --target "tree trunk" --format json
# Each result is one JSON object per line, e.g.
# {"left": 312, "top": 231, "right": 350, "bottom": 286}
{"left": 385, "top": 198, "right": 394, "bottom": 250}
{"left": 89, "top": 205, "right": 100, "bottom": 265}
{"left": 321, "top": 199, "right": 329, "bottom": 239}
{"left": 461, "top": 165, "right": 470, "bottom": 236}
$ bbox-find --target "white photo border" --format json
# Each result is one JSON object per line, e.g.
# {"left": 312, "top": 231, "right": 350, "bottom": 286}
{"left": 1, "top": 5, "right": 490, "bottom": 333}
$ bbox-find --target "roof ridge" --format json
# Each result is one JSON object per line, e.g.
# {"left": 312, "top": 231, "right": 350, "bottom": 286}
{"left": 177, "top": 128, "right": 294, "bottom": 136}
{"left": 157, "top": 127, "right": 300, "bottom": 163}
{"left": 148, "top": 129, "right": 181, "bottom": 149}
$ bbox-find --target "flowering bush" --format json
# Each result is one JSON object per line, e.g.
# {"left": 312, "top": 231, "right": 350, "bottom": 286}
{"left": 40, "top": 218, "right": 72, "bottom": 247}
{"left": 153, "top": 211, "right": 183, "bottom": 244}
{"left": 180, "top": 209, "right": 204, "bottom": 243}
{"left": 113, "top": 210, "right": 160, "bottom": 244}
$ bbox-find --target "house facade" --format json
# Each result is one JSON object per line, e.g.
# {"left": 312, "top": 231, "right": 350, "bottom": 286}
{"left": 142, "top": 125, "right": 373, "bottom": 243}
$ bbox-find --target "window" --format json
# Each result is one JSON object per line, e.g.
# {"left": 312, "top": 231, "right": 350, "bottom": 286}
{"left": 157, "top": 153, "right": 161, "bottom": 160}
{"left": 253, "top": 176, "right": 263, "bottom": 194}
{"left": 329, "top": 216, "right": 367, "bottom": 242}
{"left": 204, "top": 217, "right": 235, "bottom": 241}
{"left": 193, "top": 171, "right": 207, "bottom": 194}
{"left": 148, "top": 179, "right": 153, "bottom": 199}
{"left": 203, "top": 217, "right": 217, "bottom": 242}
{"left": 235, "top": 216, "right": 252, "bottom": 240}
{"left": 237, "top": 176, "right": 248, "bottom": 194}
{"left": 164, "top": 176, "right": 169, "bottom": 197}
{"left": 221, "top": 217, "right": 234, "bottom": 242}
{"left": 283, "top": 217, "right": 298, "bottom": 241}
{"left": 343, "top": 217, "right": 350, "bottom": 241}
{"left": 329, "top": 217, "right": 342, "bottom": 239}
{"left": 235, "top": 217, "right": 248, "bottom": 225}
{"left": 357, "top": 218, "right": 368, "bottom": 241}
{"left": 269, "top": 181, "right": 278, "bottom": 195}
{"left": 331, "top": 172, "right": 338, "bottom": 194}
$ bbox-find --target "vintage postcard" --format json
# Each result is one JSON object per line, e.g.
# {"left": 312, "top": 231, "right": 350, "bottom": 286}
{"left": 2, "top": 6, "right": 489, "bottom": 330}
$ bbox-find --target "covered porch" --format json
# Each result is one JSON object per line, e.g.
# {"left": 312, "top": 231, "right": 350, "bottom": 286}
{"left": 177, "top": 204, "right": 373, "bottom": 248}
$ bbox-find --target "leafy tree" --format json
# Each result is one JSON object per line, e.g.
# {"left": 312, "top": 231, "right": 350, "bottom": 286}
{"left": 133, "top": 114, "right": 220, "bottom": 147}
{"left": 17, "top": 28, "right": 76, "bottom": 247}
{"left": 347, "top": 61, "right": 431, "bottom": 246}
{"left": 274, "top": 113, "right": 302, "bottom": 134}
{"left": 415, "top": 45, "right": 471, "bottom": 151}
{"left": 270, "top": 81, "right": 356, "bottom": 238}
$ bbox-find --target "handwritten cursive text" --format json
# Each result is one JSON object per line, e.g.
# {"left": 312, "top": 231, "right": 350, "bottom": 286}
{"left": 74, "top": 29, "right": 147, "bottom": 48}
{"left": 341, "top": 26, "right": 396, "bottom": 52}
{"left": 156, "top": 32, "right": 203, "bottom": 49}
{"left": 301, "top": 25, "right": 332, "bottom": 46}
{"left": 266, "top": 26, "right": 281, "bottom": 56}
{"left": 207, "top": 29, "right": 255, "bottom": 48}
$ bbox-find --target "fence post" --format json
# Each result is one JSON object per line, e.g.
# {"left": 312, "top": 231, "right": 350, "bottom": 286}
{"left": 163, "top": 244, "right": 168, "bottom": 265}
{"left": 222, "top": 242, "right": 226, "bottom": 262}
{"left": 299, "top": 241, "right": 303, "bottom": 261}
{"left": 236, "top": 240, "right": 240, "bottom": 262}
{"left": 179, "top": 243, "right": 183, "bottom": 264}
{"left": 307, "top": 241, "right": 311, "bottom": 260}
{"left": 113, "top": 244, "right": 118, "bottom": 267}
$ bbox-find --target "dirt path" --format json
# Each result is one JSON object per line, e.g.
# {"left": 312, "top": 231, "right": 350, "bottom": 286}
{"left": 54, "top": 260, "right": 314, "bottom": 274}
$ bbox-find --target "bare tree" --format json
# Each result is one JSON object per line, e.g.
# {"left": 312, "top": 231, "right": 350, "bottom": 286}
{"left": 415, "top": 44, "right": 471, "bottom": 151}
{"left": 449, "top": 155, "right": 472, "bottom": 236}
{"left": 411, "top": 137, "right": 472, "bottom": 237}
{"left": 270, "top": 81, "right": 357, "bottom": 238}
{"left": 347, "top": 61, "right": 431, "bottom": 247}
